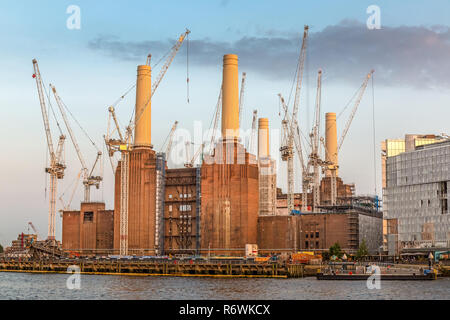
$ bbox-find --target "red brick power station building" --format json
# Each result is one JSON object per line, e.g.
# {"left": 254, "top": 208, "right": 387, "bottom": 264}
{"left": 62, "top": 54, "right": 382, "bottom": 256}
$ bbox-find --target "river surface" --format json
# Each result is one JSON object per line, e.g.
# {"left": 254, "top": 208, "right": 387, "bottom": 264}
{"left": 0, "top": 272, "right": 448, "bottom": 300}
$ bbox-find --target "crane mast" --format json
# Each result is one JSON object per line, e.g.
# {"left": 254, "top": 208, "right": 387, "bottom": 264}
{"left": 248, "top": 110, "right": 258, "bottom": 154}
{"left": 238, "top": 72, "right": 246, "bottom": 128}
{"left": 32, "top": 59, "right": 66, "bottom": 241}
{"left": 279, "top": 25, "right": 308, "bottom": 215}
{"left": 309, "top": 70, "right": 322, "bottom": 212}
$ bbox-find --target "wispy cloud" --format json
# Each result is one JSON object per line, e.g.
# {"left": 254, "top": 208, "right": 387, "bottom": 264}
{"left": 88, "top": 20, "right": 450, "bottom": 89}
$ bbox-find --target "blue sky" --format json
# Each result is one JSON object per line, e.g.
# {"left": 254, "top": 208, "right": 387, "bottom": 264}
{"left": 1, "top": 0, "right": 449, "bottom": 246}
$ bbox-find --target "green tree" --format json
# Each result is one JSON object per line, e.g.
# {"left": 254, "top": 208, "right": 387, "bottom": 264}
{"left": 329, "top": 242, "right": 343, "bottom": 259}
{"left": 356, "top": 239, "right": 369, "bottom": 260}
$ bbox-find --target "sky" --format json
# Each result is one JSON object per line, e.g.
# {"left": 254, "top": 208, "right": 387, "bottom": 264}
{"left": 0, "top": 0, "right": 449, "bottom": 246}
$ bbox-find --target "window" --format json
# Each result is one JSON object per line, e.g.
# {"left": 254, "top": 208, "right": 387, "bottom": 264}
{"left": 180, "top": 205, "right": 192, "bottom": 212}
{"left": 169, "top": 205, "right": 172, "bottom": 212}
{"left": 310, "top": 232, "right": 314, "bottom": 238}
{"left": 83, "top": 212, "right": 93, "bottom": 222}
{"left": 315, "top": 231, "right": 319, "bottom": 238}
{"left": 305, "top": 233, "right": 308, "bottom": 239}
{"left": 169, "top": 194, "right": 173, "bottom": 199}
{"left": 305, "top": 241, "right": 309, "bottom": 248}
{"left": 316, "top": 241, "right": 319, "bottom": 248}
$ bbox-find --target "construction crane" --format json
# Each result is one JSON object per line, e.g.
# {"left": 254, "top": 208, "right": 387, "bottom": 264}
{"left": 184, "top": 141, "right": 204, "bottom": 168}
{"left": 308, "top": 70, "right": 323, "bottom": 212}
{"left": 208, "top": 86, "right": 223, "bottom": 155}
{"left": 279, "top": 94, "right": 308, "bottom": 212}
{"left": 248, "top": 110, "right": 258, "bottom": 154}
{"left": 104, "top": 105, "right": 131, "bottom": 256}
{"left": 32, "top": 59, "right": 66, "bottom": 241}
{"left": 328, "top": 70, "right": 374, "bottom": 205}
{"left": 238, "top": 72, "right": 247, "bottom": 128}
{"left": 279, "top": 25, "right": 309, "bottom": 215}
{"left": 161, "top": 121, "right": 179, "bottom": 161}
{"left": 131, "top": 29, "right": 191, "bottom": 134}
{"left": 104, "top": 29, "right": 190, "bottom": 256}
{"left": 59, "top": 169, "right": 82, "bottom": 211}
{"left": 51, "top": 85, "right": 103, "bottom": 202}
{"left": 28, "top": 222, "right": 40, "bottom": 240}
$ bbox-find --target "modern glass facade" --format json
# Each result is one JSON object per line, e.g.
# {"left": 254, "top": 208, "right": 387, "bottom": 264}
{"left": 384, "top": 140, "right": 450, "bottom": 249}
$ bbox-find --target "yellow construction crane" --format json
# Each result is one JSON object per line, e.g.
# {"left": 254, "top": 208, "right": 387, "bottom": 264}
{"left": 51, "top": 84, "right": 103, "bottom": 202}
{"left": 279, "top": 25, "right": 309, "bottom": 215}
{"left": 32, "top": 59, "right": 66, "bottom": 241}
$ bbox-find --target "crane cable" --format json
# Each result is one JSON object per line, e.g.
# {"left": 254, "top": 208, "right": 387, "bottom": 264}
{"left": 59, "top": 96, "right": 99, "bottom": 152}
{"left": 371, "top": 73, "right": 377, "bottom": 196}
{"left": 186, "top": 31, "right": 190, "bottom": 104}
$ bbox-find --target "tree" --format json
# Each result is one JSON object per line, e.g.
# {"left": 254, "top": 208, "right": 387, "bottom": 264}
{"left": 329, "top": 242, "right": 343, "bottom": 259}
{"left": 356, "top": 239, "right": 369, "bottom": 260}
{"left": 0, "top": 244, "right": 3, "bottom": 253}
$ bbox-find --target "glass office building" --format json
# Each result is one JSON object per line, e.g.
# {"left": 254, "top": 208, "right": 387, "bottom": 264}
{"left": 384, "top": 140, "right": 450, "bottom": 249}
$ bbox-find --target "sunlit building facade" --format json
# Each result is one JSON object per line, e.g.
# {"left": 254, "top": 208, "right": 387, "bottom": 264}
{"left": 384, "top": 139, "right": 450, "bottom": 250}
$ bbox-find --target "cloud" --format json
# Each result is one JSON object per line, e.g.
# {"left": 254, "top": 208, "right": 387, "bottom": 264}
{"left": 88, "top": 20, "right": 450, "bottom": 89}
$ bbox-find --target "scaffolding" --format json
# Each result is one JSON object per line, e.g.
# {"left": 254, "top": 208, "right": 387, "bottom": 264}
{"left": 155, "top": 153, "right": 166, "bottom": 256}
{"left": 258, "top": 158, "right": 277, "bottom": 215}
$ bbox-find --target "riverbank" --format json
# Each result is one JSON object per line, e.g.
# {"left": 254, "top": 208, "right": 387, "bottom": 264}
{"left": 1, "top": 260, "right": 446, "bottom": 279}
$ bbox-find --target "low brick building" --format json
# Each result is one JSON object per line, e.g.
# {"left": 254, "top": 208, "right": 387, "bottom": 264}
{"left": 62, "top": 202, "right": 114, "bottom": 254}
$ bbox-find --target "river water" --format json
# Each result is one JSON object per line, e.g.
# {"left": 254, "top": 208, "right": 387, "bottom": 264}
{"left": 0, "top": 272, "right": 448, "bottom": 300}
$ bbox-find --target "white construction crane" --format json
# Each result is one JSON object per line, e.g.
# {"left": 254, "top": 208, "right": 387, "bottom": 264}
{"left": 279, "top": 25, "right": 309, "bottom": 215}
{"left": 104, "top": 29, "right": 190, "bottom": 256}
{"left": 248, "top": 110, "right": 258, "bottom": 154}
{"left": 161, "top": 121, "right": 179, "bottom": 161}
{"left": 208, "top": 86, "right": 223, "bottom": 155}
{"left": 238, "top": 72, "right": 247, "bottom": 128}
{"left": 279, "top": 94, "right": 308, "bottom": 212}
{"left": 308, "top": 70, "right": 323, "bottom": 212}
{"left": 59, "top": 169, "right": 82, "bottom": 211}
{"left": 28, "top": 222, "right": 41, "bottom": 240}
{"left": 184, "top": 141, "right": 204, "bottom": 168}
{"left": 328, "top": 70, "right": 374, "bottom": 205}
{"left": 32, "top": 59, "right": 66, "bottom": 241}
{"left": 51, "top": 85, "right": 103, "bottom": 202}
{"left": 131, "top": 29, "right": 191, "bottom": 134}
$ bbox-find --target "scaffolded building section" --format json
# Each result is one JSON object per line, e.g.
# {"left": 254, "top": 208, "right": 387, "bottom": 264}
{"left": 258, "top": 118, "right": 277, "bottom": 216}
{"left": 164, "top": 167, "right": 200, "bottom": 255}
{"left": 384, "top": 140, "right": 450, "bottom": 249}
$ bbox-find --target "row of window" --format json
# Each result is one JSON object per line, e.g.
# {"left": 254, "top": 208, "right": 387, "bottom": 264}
{"left": 168, "top": 193, "right": 192, "bottom": 199}
{"left": 305, "top": 231, "right": 319, "bottom": 239}
{"left": 168, "top": 205, "right": 192, "bottom": 212}
{"left": 304, "top": 241, "right": 320, "bottom": 249}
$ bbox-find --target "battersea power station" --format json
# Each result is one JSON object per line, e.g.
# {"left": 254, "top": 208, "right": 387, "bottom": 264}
{"left": 61, "top": 53, "right": 383, "bottom": 257}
